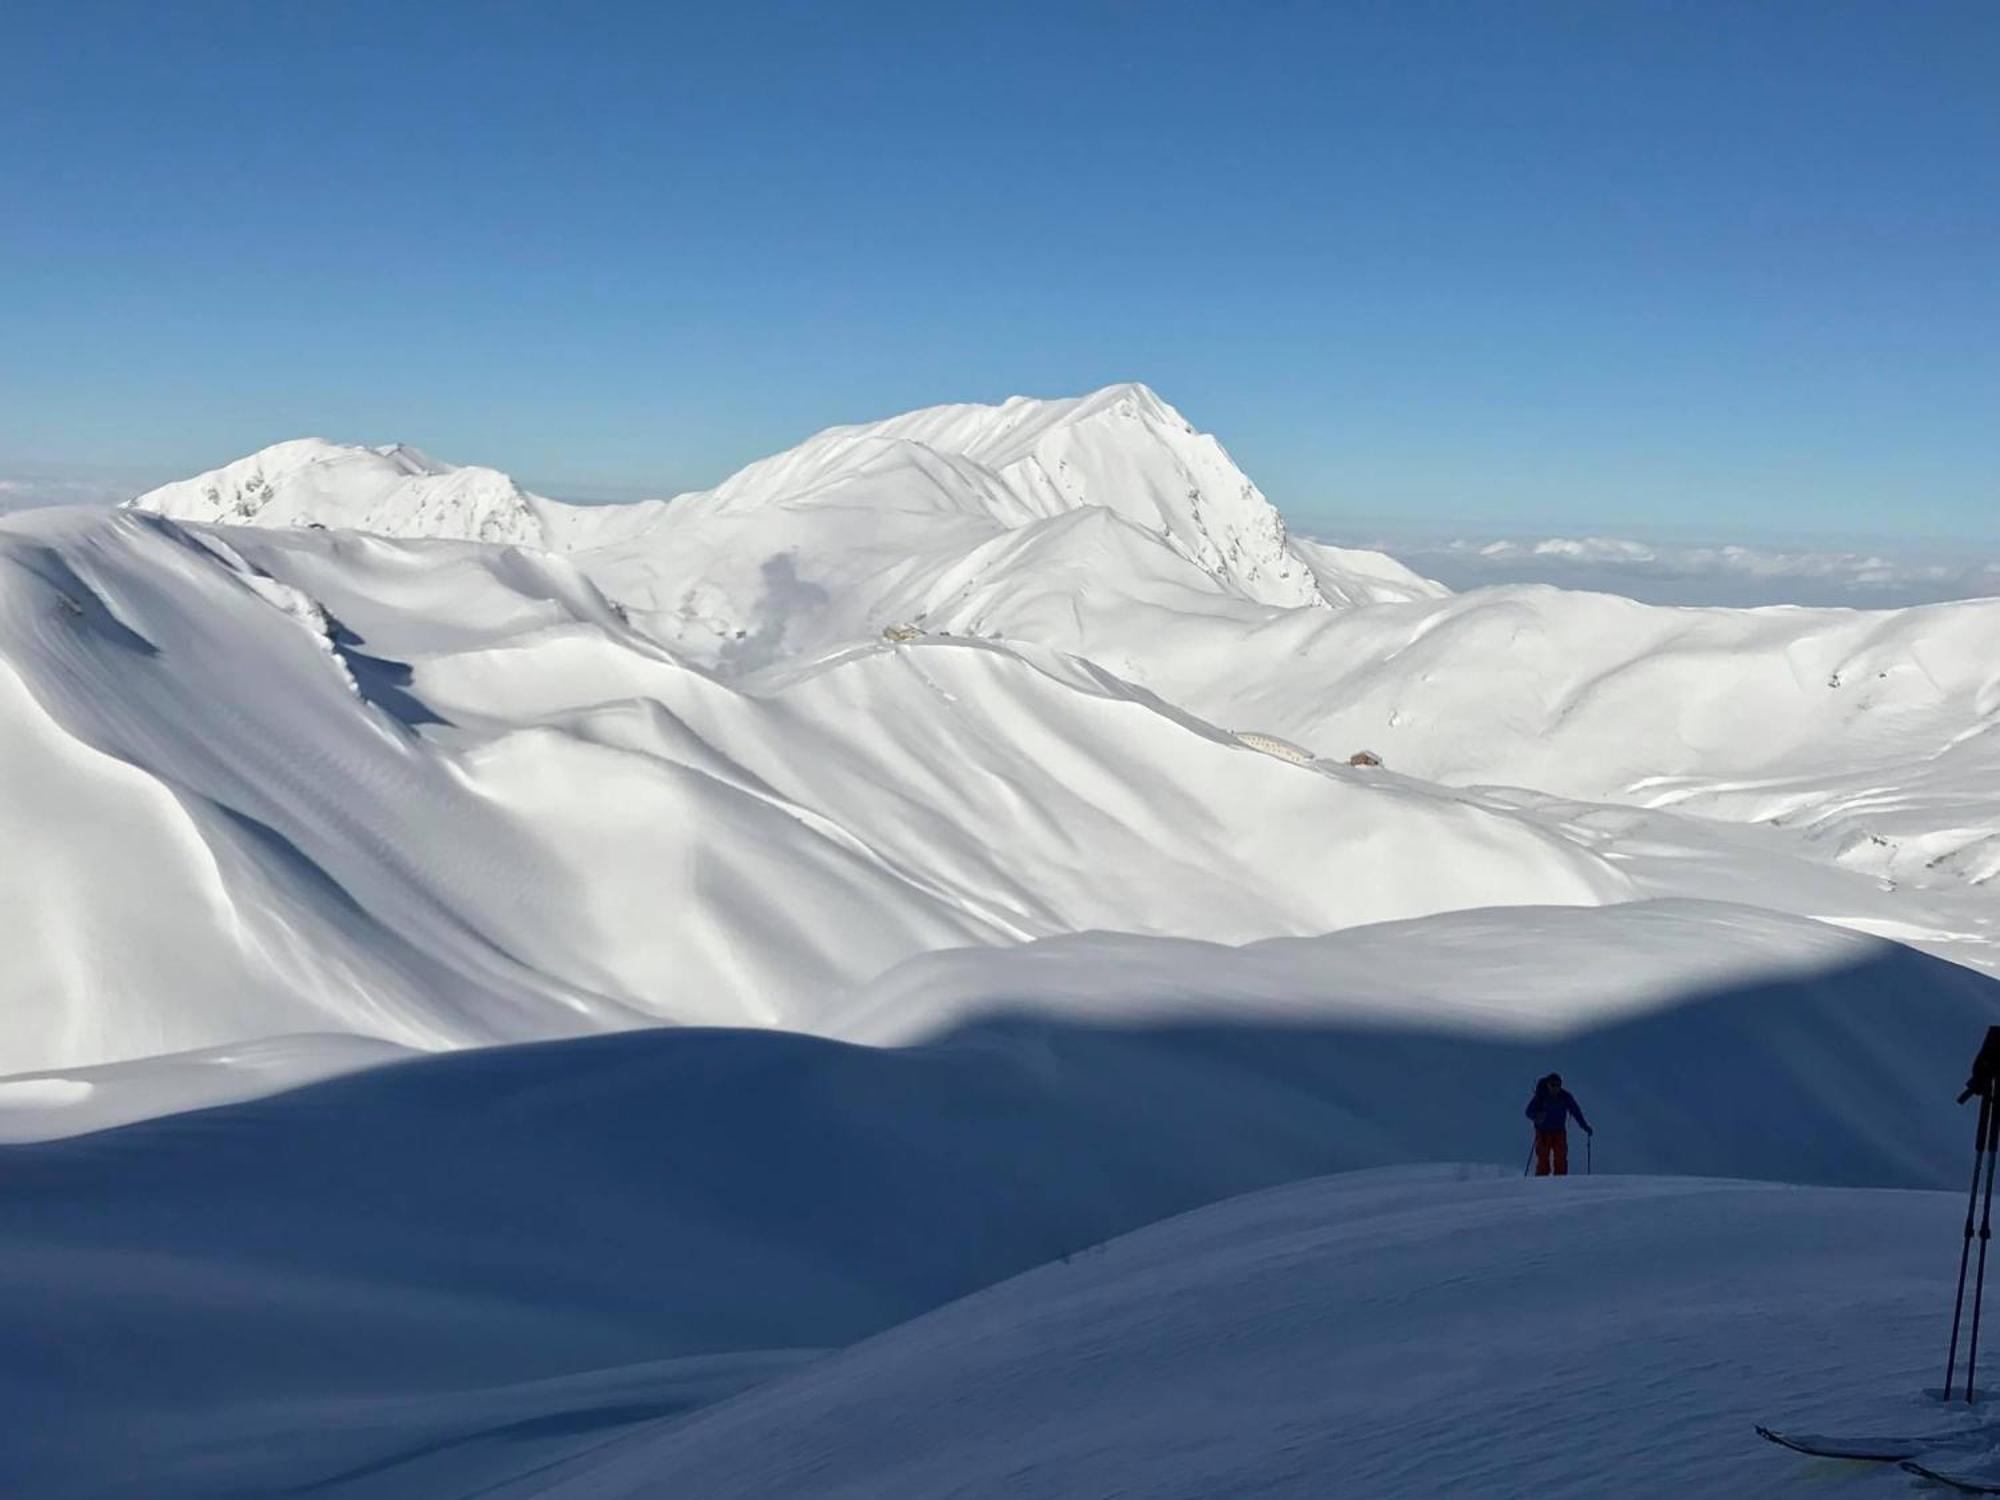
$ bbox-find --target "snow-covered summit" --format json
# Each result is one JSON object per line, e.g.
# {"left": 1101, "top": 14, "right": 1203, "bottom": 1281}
{"left": 679, "top": 383, "right": 1328, "bottom": 610}
{"left": 129, "top": 436, "right": 561, "bottom": 547}
{"left": 123, "top": 387, "right": 1441, "bottom": 628}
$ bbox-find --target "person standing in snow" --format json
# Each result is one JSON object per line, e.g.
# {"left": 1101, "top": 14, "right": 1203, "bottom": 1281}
{"left": 1525, "top": 1072, "right": 1592, "bottom": 1176}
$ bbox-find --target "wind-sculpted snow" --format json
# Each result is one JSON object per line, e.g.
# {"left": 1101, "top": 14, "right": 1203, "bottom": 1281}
{"left": 0, "top": 505, "right": 1620, "bottom": 1076}
{"left": 1, "top": 905, "right": 1996, "bottom": 1496}
{"left": 4, "top": 380, "right": 1989, "bottom": 1499}
{"left": 120, "top": 385, "right": 2000, "bottom": 926}
{"left": 529, "top": 1171, "right": 1966, "bottom": 1500}
{"left": 560, "top": 384, "right": 1448, "bottom": 662}
{"left": 823, "top": 897, "right": 1906, "bottom": 1044}
{"left": 128, "top": 385, "right": 1442, "bottom": 664}
{"left": 0, "top": 380, "right": 1981, "bottom": 1084}
{"left": 0, "top": 509, "right": 649, "bottom": 1069}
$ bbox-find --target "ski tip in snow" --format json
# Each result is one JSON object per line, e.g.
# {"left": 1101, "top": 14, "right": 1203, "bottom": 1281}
{"left": 1903, "top": 1458, "right": 2000, "bottom": 1493}
{"left": 1760, "top": 1424, "right": 1912, "bottom": 1464}
{"left": 1755, "top": 1425, "right": 1931, "bottom": 1462}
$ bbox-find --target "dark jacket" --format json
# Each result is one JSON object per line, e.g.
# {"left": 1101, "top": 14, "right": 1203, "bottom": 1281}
{"left": 1525, "top": 1085, "right": 1590, "bottom": 1136}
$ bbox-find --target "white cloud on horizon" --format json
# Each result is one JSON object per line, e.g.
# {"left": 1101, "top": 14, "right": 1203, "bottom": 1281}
{"left": 0, "top": 476, "right": 147, "bottom": 513}
{"left": 1338, "top": 531, "right": 2000, "bottom": 608}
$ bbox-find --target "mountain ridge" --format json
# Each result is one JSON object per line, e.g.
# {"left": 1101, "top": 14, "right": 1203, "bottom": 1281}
{"left": 125, "top": 384, "right": 1430, "bottom": 621}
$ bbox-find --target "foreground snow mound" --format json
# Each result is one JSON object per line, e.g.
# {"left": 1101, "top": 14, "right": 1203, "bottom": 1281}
{"left": 526, "top": 1171, "right": 1962, "bottom": 1500}
{"left": 0, "top": 1034, "right": 415, "bottom": 1143}
{"left": 1, "top": 909, "right": 1995, "bottom": 1495}
{"left": 0, "top": 505, "right": 1619, "bottom": 1076}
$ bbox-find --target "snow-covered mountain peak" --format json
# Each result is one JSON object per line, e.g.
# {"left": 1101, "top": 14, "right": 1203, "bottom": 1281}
{"left": 123, "top": 386, "right": 1353, "bottom": 615}
{"left": 681, "top": 382, "right": 1327, "bottom": 609}
{"left": 129, "top": 438, "right": 555, "bottom": 547}
{"left": 838, "top": 381, "right": 1189, "bottom": 471}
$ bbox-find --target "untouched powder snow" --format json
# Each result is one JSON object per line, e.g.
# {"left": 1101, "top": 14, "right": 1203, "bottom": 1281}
{"left": 524, "top": 1170, "right": 1970, "bottom": 1500}
{"left": 1, "top": 905, "right": 1996, "bottom": 1497}
{"left": 126, "top": 385, "right": 1440, "bottom": 664}
{"left": 0, "top": 381, "right": 1985, "bottom": 1086}
{"left": 5, "top": 380, "right": 1999, "bottom": 1497}
{"left": 0, "top": 1033, "right": 415, "bottom": 1144}
{"left": 666, "top": 382, "right": 1332, "bottom": 609}
{"left": 116, "top": 384, "right": 2000, "bottom": 917}
{"left": 0, "top": 503, "right": 1622, "bottom": 1077}
{"left": 550, "top": 382, "right": 1442, "bottom": 663}
{"left": 824, "top": 897, "right": 1909, "bottom": 1044}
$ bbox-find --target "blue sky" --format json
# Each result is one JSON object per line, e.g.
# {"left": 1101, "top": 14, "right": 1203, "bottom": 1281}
{"left": 3, "top": 1, "right": 1995, "bottom": 543}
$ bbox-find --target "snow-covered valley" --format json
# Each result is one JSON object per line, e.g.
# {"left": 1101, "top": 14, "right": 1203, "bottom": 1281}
{"left": 5, "top": 385, "right": 2000, "bottom": 1495}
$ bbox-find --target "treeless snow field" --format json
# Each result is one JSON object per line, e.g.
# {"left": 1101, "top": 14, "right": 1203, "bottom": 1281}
{"left": 3, "top": 385, "right": 1999, "bottom": 1496}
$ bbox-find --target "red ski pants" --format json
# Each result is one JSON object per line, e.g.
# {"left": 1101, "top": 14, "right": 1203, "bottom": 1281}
{"left": 1534, "top": 1130, "right": 1569, "bottom": 1177}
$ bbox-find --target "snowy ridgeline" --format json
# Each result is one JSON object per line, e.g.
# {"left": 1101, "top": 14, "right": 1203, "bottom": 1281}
{"left": 119, "top": 383, "right": 2000, "bottom": 857}
{"left": 0, "top": 916, "right": 1992, "bottom": 1500}
{"left": 2, "top": 384, "right": 2000, "bottom": 1495}
{"left": 0, "top": 383, "right": 1996, "bottom": 1091}
{"left": 1, "top": 919, "right": 1996, "bottom": 1496}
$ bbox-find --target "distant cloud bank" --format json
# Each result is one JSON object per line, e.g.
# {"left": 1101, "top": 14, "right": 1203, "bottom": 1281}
{"left": 1335, "top": 531, "right": 2000, "bottom": 609}
{"left": 0, "top": 476, "right": 146, "bottom": 513}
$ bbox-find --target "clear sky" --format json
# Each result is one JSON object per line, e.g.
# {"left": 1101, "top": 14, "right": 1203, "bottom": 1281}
{"left": 3, "top": 1, "right": 1995, "bottom": 542}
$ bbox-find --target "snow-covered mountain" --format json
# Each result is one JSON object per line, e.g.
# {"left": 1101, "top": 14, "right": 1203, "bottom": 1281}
{"left": 130, "top": 386, "right": 1445, "bottom": 666}
{"left": 8, "top": 383, "right": 2000, "bottom": 1498}
{"left": 0, "top": 383, "right": 1967, "bottom": 1087}
{"left": 0, "top": 500, "right": 1615, "bottom": 1077}
{"left": 132, "top": 386, "right": 1342, "bottom": 595}
{"left": 123, "top": 387, "right": 2000, "bottom": 920}
{"left": 130, "top": 437, "right": 565, "bottom": 546}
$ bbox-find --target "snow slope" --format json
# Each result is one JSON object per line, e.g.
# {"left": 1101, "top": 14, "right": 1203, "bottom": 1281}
{"left": 528, "top": 1170, "right": 1968, "bottom": 1500}
{"left": 2, "top": 903, "right": 1995, "bottom": 1497}
{"left": 124, "top": 385, "right": 2000, "bottom": 914}
{"left": 0, "top": 380, "right": 1976, "bottom": 1084}
{"left": 3, "top": 381, "right": 1986, "bottom": 1499}
{"left": 0, "top": 1033, "right": 415, "bottom": 1144}
{"left": 826, "top": 895, "right": 1923, "bottom": 1043}
{"left": 0, "top": 502, "right": 1625, "bottom": 1077}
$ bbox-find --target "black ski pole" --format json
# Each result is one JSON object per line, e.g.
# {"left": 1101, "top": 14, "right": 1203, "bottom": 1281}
{"left": 1522, "top": 1140, "right": 1535, "bottom": 1177}
{"left": 1965, "top": 1098, "right": 2000, "bottom": 1406}
{"left": 1945, "top": 1088, "right": 1992, "bottom": 1400}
